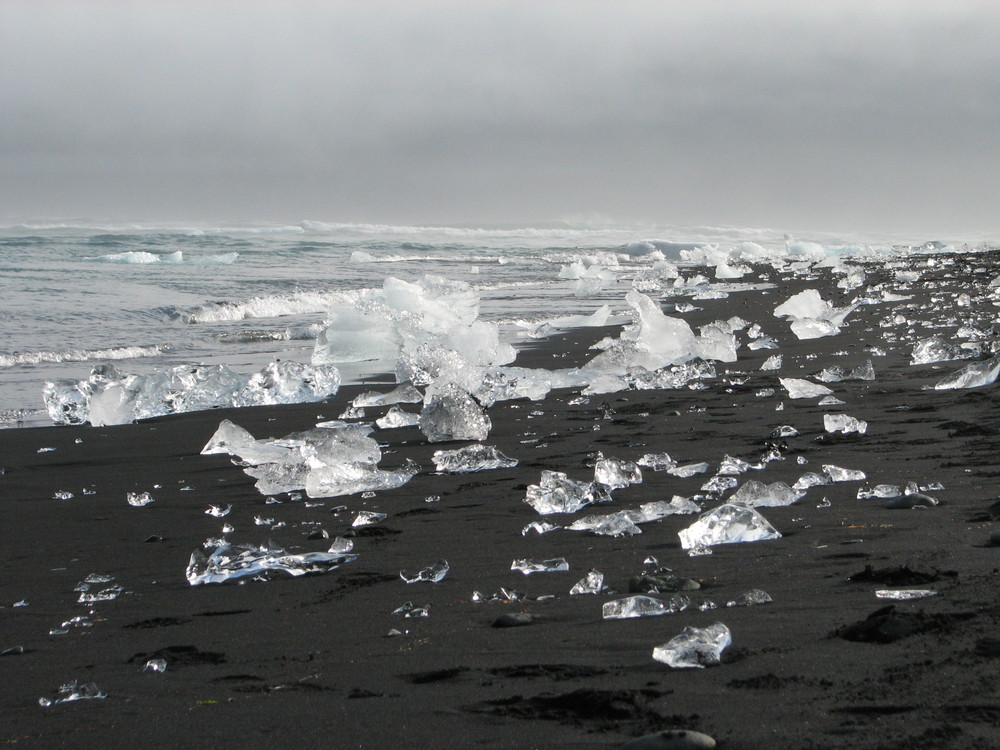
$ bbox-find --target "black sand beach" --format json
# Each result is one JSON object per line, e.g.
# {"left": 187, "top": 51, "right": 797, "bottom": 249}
{"left": 4, "top": 254, "right": 1000, "bottom": 749}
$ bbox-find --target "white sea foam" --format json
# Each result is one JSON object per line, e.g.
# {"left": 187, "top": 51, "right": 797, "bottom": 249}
{"left": 0, "top": 345, "right": 165, "bottom": 368}
{"left": 181, "top": 289, "right": 372, "bottom": 323}
{"left": 87, "top": 251, "right": 239, "bottom": 264}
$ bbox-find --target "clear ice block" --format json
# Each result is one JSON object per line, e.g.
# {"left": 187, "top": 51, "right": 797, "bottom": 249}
{"left": 652, "top": 622, "right": 732, "bottom": 668}
{"left": 678, "top": 503, "right": 781, "bottom": 550}
{"left": 511, "top": 557, "right": 569, "bottom": 575}
{"left": 186, "top": 539, "right": 357, "bottom": 585}
{"left": 432, "top": 444, "right": 518, "bottom": 473}
{"left": 602, "top": 594, "right": 690, "bottom": 619}
{"left": 400, "top": 559, "right": 450, "bottom": 583}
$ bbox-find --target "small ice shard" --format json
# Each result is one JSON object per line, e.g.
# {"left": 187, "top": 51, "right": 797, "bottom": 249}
{"left": 793, "top": 472, "right": 830, "bottom": 490}
{"left": 717, "top": 455, "right": 762, "bottom": 475}
{"left": 77, "top": 585, "right": 124, "bottom": 604}
{"left": 143, "top": 659, "right": 168, "bottom": 673}
{"left": 875, "top": 589, "right": 938, "bottom": 600}
{"left": 327, "top": 536, "right": 354, "bottom": 554}
{"left": 728, "top": 480, "right": 804, "bottom": 508}
{"left": 824, "top": 414, "right": 868, "bottom": 434}
{"left": 726, "top": 589, "right": 773, "bottom": 607}
{"left": 818, "top": 395, "right": 845, "bottom": 406}
{"left": 400, "top": 559, "right": 449, "bottom": 583}
{"left": 911, "top": 335, "right": 978, "bottom": 365}
{"left": 602, "top": 594, "right": 690, "bottom": 620}
{"left": 511, "top": 557, "right": 569, "bottom": 575}
{"left": 771, "top": 425, "right": 799, "bottom": 438}
{"left": 126, "top": 491, "right": 155, "bottom": 507}
{"left": 678, "top": 503, "right": 781, "bottom": 550}
{"left": 637, "top": 453, "right": 675, "bottom": 471}
{"left": 748, "top": 336, "right": 779, "bottom": 350}
{"left": 701, "top": 476, "right": 738, "bottom": 494}
{"left": 652, "top": 622, "right": 732, "bottom": 668}
{"left": 186, "top": 539, "right": 357, "bottom": 585}
{"left": 760, "top": 354, "right": 783, "bottom": 371}
{"left": 569, "top": 570, "right": 605, "bottom": 595}
{"left": 823, "top": 464, "right": 867, "bottom": 482}
{"left": 593, "top": 456, "right": 642, "bottom": 489}
{"left": 38, "top": 681, "right": 106, "bottom": 708}
{"left": 815, "top": 360, "right": 875, "bottom": 382}
{"left": 351, "top": 511, "right": 386, "bottom": 527}
{"left": 779, "top": 378, "right": 834, "bottom": 399}
{"left": 857, "top": 484, "right": 901, "bottom": 499}
{"left": 205, "top": 504, "right": 232, "bottom": 517}
{"left": 567, "top": 511, "right": 642, "bottom": 537}
{"left": 934, "top": 355, "right": 1000, "bottom": 390}
{"left": 524, "top": 470, "right": 605, "bottom": 515}
{"left": 375, "top": 406, "right": 421, "bottom": 429}
{"left": 432, "top": 444, "right": 517, "bottom": 473}
{"left": 522, "top": 520, "right": 560, "bottom": 535}
{"left": 352, "top": 383, "right": 423, "bottom": 408}
{"left": 419, "top": 383, "right": 491, "bottom": 442}
{"left": 668, "top": 462, "right": 710, "bottom": 478}
{"left": 53, "top": 491, "right": 74, "bottom": 500}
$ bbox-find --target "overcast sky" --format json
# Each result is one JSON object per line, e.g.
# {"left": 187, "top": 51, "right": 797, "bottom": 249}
{"left": 2, "top": 1, "right": 998, "bottom": 234}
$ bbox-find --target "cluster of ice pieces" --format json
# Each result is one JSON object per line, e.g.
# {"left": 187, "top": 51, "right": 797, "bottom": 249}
{"left": 44, "top": 361, "right": 341, "bottom": 426}
{"left": 201, "top": 419, "right": 417, "bottom": 498}
{"left": 186, "top": 538, "right": 357, "bottom": 585}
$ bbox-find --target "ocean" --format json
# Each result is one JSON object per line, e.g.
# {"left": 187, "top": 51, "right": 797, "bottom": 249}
{"left": 0, "top": 220, "right": 989, "bottom": 427}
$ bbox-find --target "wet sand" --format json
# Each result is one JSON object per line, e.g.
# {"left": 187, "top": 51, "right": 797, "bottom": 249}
{"left": 3, "top": 254, "right": 1000, "bottom": 749}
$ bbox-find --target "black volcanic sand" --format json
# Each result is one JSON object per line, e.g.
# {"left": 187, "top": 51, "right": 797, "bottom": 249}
{"left": 4, "top": 253, "right": 1000, "bottom": 749}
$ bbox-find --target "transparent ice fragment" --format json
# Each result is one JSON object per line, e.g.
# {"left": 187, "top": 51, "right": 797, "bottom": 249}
{"left": 304, "top": 460, "right": 417, "bottom": 499}
{"left": 352, "top": 384, "right": 423, "bottom": 408}
{"left": 823, "top": 464, "right": 867, "bottom": 482}
{"left": 570, "top": 570, "right": 605, "bottom": 595}
{"left": 771, "top": 425, "right": 799, "bottom": 438}
{"left": 652, "top": 622, "right": 732, "bottom": 668}
{"left": 780, "top": 378, "right": 834, "bottom": 399}
{"left": 53, "top": 491, "right": 74, "bottom": 500}
{"left": 567, "top": 511, "right": 642, "bottom": 537}
{"left": 127, "top": 491, "right": 155, "bottom": 507}
{"left": 39, "top": 681, "right": 106, "bottom": 708}
{"left": 934, "top": 355, "right": 1000, "bottom": 390}
{"left": 760, "top": 354, "right": 783, "bottom": 371}
{"left": 400, "top": 559, "right": 449, "bottom": 583}
{"left": 524, "top": 470, "right": 605, "bottom": 515}
{"left": 511, "top": 557, "right": 569, "bottom": 575}
{"left": 857, "top": 484, "right": 901, "bottom": 499}
{"left": 815, "top": 361, "right": 875, "bottom": 382}
{"left": 726, "top": 589, "right": 773, "bottom": 607}
{"left": 186, "top": 539, "right": 357, "bottom": 585}
{"left": 818, "top": 395, "right": 845, "bottom": 406}
{"left": 748, "top": 336, "right": 779, "bottom": 350}
{"left": 701, "top": 475, "right": 738, "bottom": 494}
{"left": 327, "top": 536, "right": 354, "bottom": 554}
{"left": 668, "top": 462, "right": 710, "bottom": 478}
{"left": 729, "top": 480, "right": 804, "bottom": 508}
{"left": 419, "top": 383, "right": 491, "bottom": 442}
{"left": 374, "top": 405, "right": 420, "bottom": 429}
{"left": 143, "top": 659, "right": 168, "bottom": 673}
{"left": 823, "top": 414, "right": 868, "bottom": 434}
{"left": 205, "top": 504, "right": 232, "bottom": 517}
{"left": 637, "top": 453, "right": 675, "bottom": 471}
{"left": 593, "top": 457, "right": 643, "bottom": 489}
{"left": 717, "top": 455, "right": 762, "bottom": 475}
{"left": 352, "top": 511, "right": 386, "bottom": 527}
{"left": 678, "top": 503, "right": 782, "bottom": 550}
{"left": 77, "top": 585, "right": 124, "bottom": 604}
{"left": 432, "top": 444, "right": 517, "bottom": 473}
{"left": 875, "top": 589, "right": 938, "bottom": 600}
{"left": 602, "top": 594, "right": 689, "bottom": 620}
{"left": 911, "top": 335, "right": 978, "bottom": 365}
{"left": 522, "top": 520, "right": 560, "bottom": 535}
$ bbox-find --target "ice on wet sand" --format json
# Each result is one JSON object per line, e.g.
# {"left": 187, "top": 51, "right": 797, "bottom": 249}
{"left": 652, "top": 622, "right": 732, "bottom": 668}
{"left": 678, "top": 503, "right": 781, "bottom": 550}
{"left": 432, "top": 444, "right": 517, "bottom": 473}
{"left": 186, "top": 539, "right": 357, "bottom": 585}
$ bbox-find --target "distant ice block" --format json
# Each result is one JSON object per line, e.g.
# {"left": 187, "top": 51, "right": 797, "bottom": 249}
{"left": 602, "top": 594, "right": 689, "bottom": 620}
{"left": 911, "top": 336, "right": 978, "bottom": 365}
{"left": 823, "top": 464, "right": 866, "bottom": 482}
{"left": 726, "top": 589, "right": 773, "bottom": 607}
{"left": 815, "top": 360, "right": 875, "bottom": 383}
{"left": 419, "top": 383, "right": 491, "bottom": 442}
{"left": 824, "top": 414, "right": 868, "bottom": 434}
{"left": 186, "top": 539, "right": 357, "bottom": 585}
{"left": 678, "top": 503, "right": 781, "bottom": 550}
{"left": 773, "top": 289, "right": 855, "bottom": 339}
{"left": 511, "top": 557, "right": 569, "bottom": 575}
{"left": 569, "top": 570, "right": 605, "bottom": 595}
{"left": 399, "top": 559, "right": 450, "bottom": 584}
{"left": 652, "top": 622, "right": 732, "bottom": 668}
{"left": 933, "top": 355, "right": 1000, "bottom": 390}
{"left": 432, "top": 444, "right": 517, "bottom": 473}
{"left": 780, "top": 378, "right": 834, "bottom": 399}
{"left": 567, "top": 511, "right": 642, "bottom": 537}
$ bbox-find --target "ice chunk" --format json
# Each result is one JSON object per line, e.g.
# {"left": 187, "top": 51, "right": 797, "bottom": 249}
{"left": 652, "top": 622, "right": 732, "bottom": 668}
{"left": 569, "top": 570, "right": 605, "bottom": 595}
{"left": 143, "top": 659, "right": 168, "bottom": 673}
{"left": 432, "top": 444, "right": 517, "bottom": 473}
{"left": 717, "top": 455, "right": 762, "bottom": 475}
{"left": 352, "top": 383, "right": 423, "bottom": 408}
{"left": 201, "top": 419, "right": 262, "bottom": 457}
{"left": 511, "top": 557, "right": 569, "bottom": 575}
{"left": 567, "top": 511, "right": 642, "bottom": 537}
{"left": 602, "top": 594, "right": 689, "bottom": 620}
{"left": 815, "top": 361, "right": 875, "bottom": 382}
{"left": 823, "top": 464, "right": 867, "bottom": 482}
{"left": 312, "top": 306, "right": 401, "bottom": 364}
{"left": 934, "top": 355, "right": 1000, "bottom": 390}
{"left": 780, "top": 378, "right": 834, "bottom": 399}
{"left": 375, "top": 405, "right": 421, "bottom": 429}
{"left": 773, "top": 289, "right": 855, "bottom": 339}
{"left": 875, "top": 589, "right": 938, "bottom": 600}
{"left": 793, "top": 472, "right": 830, "bottom": 490}
{"left": 760, "top": 354, "right": 782, "bottom": 371}
{"left": 524, "top": 471, "right": 605, "bottom": 515}
{"left": 304, "top": 460, "right": 417, "bottom": 499}
{"left": 729, "top": 480, "right": 804, "bottom": 508}
{"left": 126, "top": 491, "right": 154, "bottom": 507}
{"left": 701, "top": 475, "right": 738, "bottom": 494}
{"left": 637, "top": 453, "right": 675, "bottom": 471}
{"left": 678, "top": 503, "right": 781, "bottom": 550}
{"left": 911, "top": 335, "right": 978, "bottom": 365}
{"left": 38, "top": 681, "right": 106, "bottom": 708}
{"left": 726, "top": 589, "right": 773, "bottom": 607}
{"left": 593, "top": 456, "right": 642, "bottom": 489}
{"left": 186, "top": 539, "right": 357, "bottom": 585}
{"left": 351, "top": 511, "right": 386, "bottom": 527}
{"left": 400, "top": 559, "right": 449, "bottom": 583}
{"left": 824, "top": 414, "right": 868, "bottom": 434}
{"left": 522, "top": 520, "right": 560, "bottom": 535}
{"left": 233, "top": 361, "right": 341, "bottom": 407}
{"left": 419, "top": 383, "right": 491, "bottom": 442}
{"left": 668, "top": 462, "right": 710, "bottom": 478}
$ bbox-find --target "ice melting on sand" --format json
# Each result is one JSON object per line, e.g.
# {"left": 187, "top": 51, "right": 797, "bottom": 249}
{"left": 933, "top": 355, "right": 1000, "bottom": 390}
{"left": 432, "top": 444, "right": 517, "bottom": 473}
{"left": 524, "top": 470, "right": 608, "bottom": 515}
{"left": 678, "top": 503, "right": 781, "bottom": 550}
{"left": 602, "top": 594, "right": 690, "bottom": 620}
{"left": 773, "top": 289, "right": 855, "bottom": 339}
{"left": 728, "top": 480, "right": 804, "bottom": 508}
{"left": 779, "top": 378, "right": 834, "bottom": 399}
{"left": 652, "top": 622, "right": 732, "bottom": 668}
{"left": 186, "top": 539, "right": 357, "bottom": 585}
{"left": 419, "top": 383, "right": 491, "bottom": 442}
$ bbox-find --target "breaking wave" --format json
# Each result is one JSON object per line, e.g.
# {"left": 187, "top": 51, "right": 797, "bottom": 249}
{"left": 180, "top": 289, "right": 372, "bottom": 323}
{"left": 0, "top": 345, "right": 165, "bottom": 368}
{"left": 87, "top": 251, "right": 239, "bottom": 264}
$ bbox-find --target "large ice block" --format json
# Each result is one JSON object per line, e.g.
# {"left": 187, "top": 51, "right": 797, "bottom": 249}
{"left": 432, "top": 444, "right": 517, "bottom": 473}
{"left": 419, "top": 383, "right": 491, "bottom": 442}
{"left": 678, "top": 503, "right": 781, "bottom": 549}
{"left": 652, "top": 622, "right": 732, "bottom": 668}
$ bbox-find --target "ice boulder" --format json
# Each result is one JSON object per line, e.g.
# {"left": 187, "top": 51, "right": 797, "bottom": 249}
{"left": 678, "top": 503, "right": 782, "bottom": 549}
{"left": 419, "top": 382, "right": 491, "bottom": 442}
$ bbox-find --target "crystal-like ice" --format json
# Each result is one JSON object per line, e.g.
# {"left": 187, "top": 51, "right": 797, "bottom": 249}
{"left": 726, "top": 589, "right": 773, "bottom": 607}
{"left": 400, "top": 559, "right": 450, "bottom": 583}
{"left": 815, "top": 360, "right": 875, "bottom": 382}
{"left": 602, "top": 594, "right": 689, "bottom": 620}
{"left": 651, "top": 622, "right": 732, "bottom": 669}
{"left": 760, "top": 354, "right": 782, "bottom": 371}
{"left": 701, "top": 475, "right": 738, "bottom": 494}
{"left": 38, "top": 681, "right": 106, "bottom": 708}
{"left": 511, "top": 557, "right": 569, "bottom": 575}
{"left": 304, "top": 460, "right": 417, "bottom": 499}
{"left": 729, "top": 480, "right": 804, "bottom": 508}
{"left": 126, "top": 491, "right": 154, "bottom": 507}
{"left": 419, "top": 383, "right": 491, "bottom": 442}
{"left": 824, "top": 414, "right": 868, "bottom": 434}
{"left": 780, "top": 378, "right": 834, "bottom": 399}
{"left": 144, "top": 659, "right": 168, "bottom": 673}
{"left": 593, "top": 456, "right": 642, "bottom": 489}
{"left": 186, "top": 539, "right": 357, "bottom": 585}
{"left": 934, "top": 355, "right": 1000, "bottom": 390}
{"left": 522, "top": 520, "right": 560, "bottom": 535}
{"left": 773, "top": 289, "right": 855, "bottom": 339}
{"left": 567, "top": 511, "right": 642, "bottom": 537}
{"left": 569, "top": 570, "right": 605, "bottom": 595}
{"left": 524, "top": 470, "right": 605, "bottom": 515}
{"left": 637, "top": 453, "right": 675, "bottom": 471}
{"left": 375, "top": 405, "right": 421, "bottom": 429}
{"left": 823, "top": 464, "right": 867, "bottom": 482}
{"left": 793, "top": 472, "right": 830, "bottom": 490}
{"left": 233, "top": 361, "right": 341, "bottom": 407}
{"left": 351, "top": 511, "right": 386, "bottom": 527}
{"left": 432, "top": 444, "right": 518, "bottom": 473}
{"left": 668, "top": 462, "right": 710, "bottom": 478}
{"left": 205, "top": 504, "right": 232, "bottom": 517}
{"left": 352, "top": 383, "right": 423, "bottom": 408}
{"left": 678, "top": 503, "right": 781, "bottom": 550}
{"left": 875, "top": 589, "right": 938, "bottom": 600}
